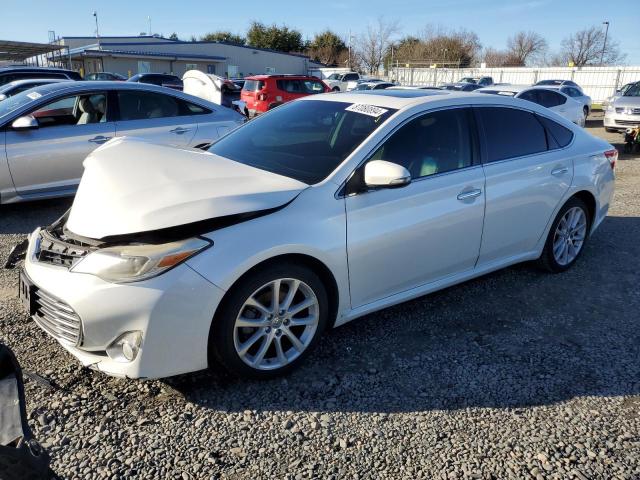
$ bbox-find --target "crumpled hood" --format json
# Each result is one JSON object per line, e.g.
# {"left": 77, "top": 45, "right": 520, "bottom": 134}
{"left": 66, "top": 137, "right": 307, "bottom": 240}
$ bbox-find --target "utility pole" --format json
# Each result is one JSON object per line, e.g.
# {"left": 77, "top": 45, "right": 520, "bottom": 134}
{"left": 93, "top": 11, "right": 100, "bottom": 49}
{"left": 347, "top": 29, "right": 352, "bottom": 70}
{"left": 600, "top": 21, "right": 610, "bottom": 66}
{"left": 148, "top": 16, "right": 152, "bottom": 36}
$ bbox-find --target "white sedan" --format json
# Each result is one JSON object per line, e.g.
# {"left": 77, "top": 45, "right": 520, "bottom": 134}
{"left": 477, "top": 85, "right": 587, "bottom": 126}
{"left": 17, "top": 90, "right": 616, "bottom": 379}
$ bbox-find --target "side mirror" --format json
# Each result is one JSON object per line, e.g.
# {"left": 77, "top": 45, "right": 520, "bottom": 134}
{"left": 364, "top": 160, "right": 411, "bottom": 188}
{"left": 11, "top": 115, "right": 38, "bottom": 130}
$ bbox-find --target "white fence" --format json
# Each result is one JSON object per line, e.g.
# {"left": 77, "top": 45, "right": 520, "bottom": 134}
{"left": 390, "top": 66, "right": 640, "bottom": 103}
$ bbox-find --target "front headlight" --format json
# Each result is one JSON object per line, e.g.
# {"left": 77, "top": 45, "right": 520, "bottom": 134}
{"left": 71, "top": 237, "right": 212, "bottom": 283}
{"left": 606, "top": 105, "right": 615, "bottom": 113}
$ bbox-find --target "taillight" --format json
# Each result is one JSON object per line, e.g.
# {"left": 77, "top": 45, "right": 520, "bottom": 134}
{"left": 604, "top": 148, "right": 618, "bottom": 170}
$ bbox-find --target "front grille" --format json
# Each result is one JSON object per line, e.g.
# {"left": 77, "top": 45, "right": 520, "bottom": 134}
{"left": 615, "top": 119, "right": 640, "bottom": 126}
{"left": 36, "top": 229, "right": 93, "bottom": 268}
{"left": 32, "top": 288, "right": 82, "bottom": 346}
{"left": 615, "top": 107, "right": 640, "bottom": 115}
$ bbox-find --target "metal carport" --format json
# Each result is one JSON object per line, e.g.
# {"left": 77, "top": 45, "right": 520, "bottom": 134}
{"left": 0, "top": 40, "right": 70, "bottom": 68}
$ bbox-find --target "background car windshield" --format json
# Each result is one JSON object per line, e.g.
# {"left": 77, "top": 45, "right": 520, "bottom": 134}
{"left": 623, "top": 84, "right": 640, "bottom": 97}
{"left": 209, "top": 100, "right": 396, "bottom": 184}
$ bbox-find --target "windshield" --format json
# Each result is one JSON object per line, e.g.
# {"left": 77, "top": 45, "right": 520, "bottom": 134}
{"left": 0, "top": 88, "right": 42, "bottom": 119}
{"left": 209, "top": 100, "right": 396, "bottom": 184}
{"left": 327, "top": 73, "right": 341, "bottom": 80}
{"left": 624, "top": 83, "right": 640, "bottom": 97}
{"left": 459, "top": 77, "right": 477, "bottom": 83}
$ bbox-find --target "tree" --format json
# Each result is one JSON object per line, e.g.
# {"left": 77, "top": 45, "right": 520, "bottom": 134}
{"left": 307, "top": 30, "right": 347, "bottom": 66}
{"left": 506, "top": 31, "right": 547, "bottom": 66}
{"left": 482, "top": 48, "right": 517, "bottom": 67}
{"left": 201, "top": 31, "right": 245, "bottom": 44}
{"left": 246, "top": 22, "right": 304, "bottom": 52}
{"left": 169, "top": 32, "right": 179, "bottom": 41}
{"left": 355, "top": 17, "right": 399, "bottom": 73}
{"left": 390, "top": 27, "right": 481, "bottom": 68}
{"left": 559, "top": 26, "right": 625, "bottom": 66}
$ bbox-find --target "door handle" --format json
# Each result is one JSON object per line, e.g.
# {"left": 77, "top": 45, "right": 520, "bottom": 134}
{"left": 88, "top": 135, "right": 111, "bottom": 144}
{"left": 457, "top": 188, "right": 482, "bottom": 201}
{"left": 170, "top": 127, "right": 190, "bottom": 134}
{"left": 551, "top": 167, "right": 569, "bottom": 176}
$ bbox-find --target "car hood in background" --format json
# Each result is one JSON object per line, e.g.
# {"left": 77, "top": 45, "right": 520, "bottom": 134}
{"left": 66, "top": 137, "right": 308, "bottom": 240}
{"left": 612, "top": 97, "right": 640, "bottom": 108}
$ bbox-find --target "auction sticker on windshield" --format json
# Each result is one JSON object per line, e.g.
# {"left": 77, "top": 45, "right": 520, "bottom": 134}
{"left": 26, "top": 92, "right": 42, "bottom": 100}
{"left": 345, "top": 104, "right": 389, "bottom": 117}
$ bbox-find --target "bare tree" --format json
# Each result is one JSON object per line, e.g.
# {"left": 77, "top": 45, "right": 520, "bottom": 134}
{"left": 355, "top": 17, "right": 399, "bottom": 74}
{"left": 506, "top": 31, "right": 547, "bottom": 66}
{"left": 391, "top": 26, "right": 481, "bottom": 68}
{"left": 482, "top": 48, "right": 520, "bottom": 67}
{"left": 559, "top": 26, "right": 625, "bottom": 66}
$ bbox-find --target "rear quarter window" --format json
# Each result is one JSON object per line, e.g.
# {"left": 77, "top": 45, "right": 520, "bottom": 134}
{"left": 537, "top": 115, "right": 574, "bottom": 148}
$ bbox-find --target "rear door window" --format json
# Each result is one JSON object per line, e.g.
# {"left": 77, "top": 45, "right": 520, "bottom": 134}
{"left": 116, "top": 91, "right": 193, "bottom": 120}
{"left": 476, "top": 107, "right": 548, "bottom": 162}
{"left": 537, "top": 90, "right": 566, "bottom": 107}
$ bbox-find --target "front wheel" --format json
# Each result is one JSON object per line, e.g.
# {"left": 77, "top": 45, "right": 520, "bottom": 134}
{"left": 537, "top": 197, "right": 591, "bottom": 273}
{"left": 209, "top": 263, "right": 328, "bottom": 379}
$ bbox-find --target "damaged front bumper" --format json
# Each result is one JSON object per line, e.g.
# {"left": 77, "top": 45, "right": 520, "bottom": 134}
{"left": 4, "top": 239, "right": 28, "bottom": 269}
{"left": 20, "top": 228, "right": 226, "bottom": 379}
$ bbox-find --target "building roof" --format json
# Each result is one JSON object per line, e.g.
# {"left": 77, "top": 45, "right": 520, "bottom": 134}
{"left": 66, "top": 46, "right": 226, "bottom": 62}
{"left": 61, "top": 37, "right": 311, "bottom": 60}
{"left": 0, "top": 40, "right": 67, "bottom": 61}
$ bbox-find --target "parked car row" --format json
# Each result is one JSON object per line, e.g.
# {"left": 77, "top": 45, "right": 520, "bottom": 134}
{"left": 0, "top": 81, "right": 244, "bottom": 203}
{"left": 8, "top": 88, "right": 616, "bottom": 380}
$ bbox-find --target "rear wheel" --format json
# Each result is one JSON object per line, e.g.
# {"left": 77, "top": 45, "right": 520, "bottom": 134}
{"left": 332, "top": 86, "right": 340, "bottom": 92}
{"left": 537, "top": 197, "right": 591, "bottom": 273}
{"left": 209, "top": 263, "right": 328, "bottom": 379}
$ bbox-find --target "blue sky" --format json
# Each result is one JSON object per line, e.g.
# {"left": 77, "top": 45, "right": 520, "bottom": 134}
{"left": 3, "top": 0, "right": 638, "bottom": 63}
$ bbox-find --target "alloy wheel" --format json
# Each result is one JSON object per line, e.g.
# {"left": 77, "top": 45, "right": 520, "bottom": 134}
{"left": 552, "top": 206, "right": 587, "bottom": 266}
{"left": 233, "top": 278, "right": 319, "bottom": 370}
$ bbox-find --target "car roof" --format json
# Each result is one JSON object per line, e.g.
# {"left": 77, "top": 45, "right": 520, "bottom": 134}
{"left": 2, "top": 78, "right": 69, "bottom": 87}
{"left": 476, "top": 84, "right": 530, "bottom": 93}
{"left": 0, "top": 66, "right": 75, "bottom": 73}
{"left": 11, "top": 80, "right": 216, "bottom": 107}
{"left": 299, "top": 89, "right": 582, "bottom": 117}
{"left": 245, "top": 74, "right": 318, "bottom": 80}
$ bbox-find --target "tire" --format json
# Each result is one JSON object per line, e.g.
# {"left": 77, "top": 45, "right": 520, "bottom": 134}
{"left": 537, "top": 197, "right": 591, "bottom": 273}
{"left": 209, "top": 263, "right": 329, "bottom": 379}
{"left": 332, "top": 86, "right": 340, "bottom": 92}
{"left": 605, "top": 127, "right": 617, "bottom": 133}
{"left": 583, "top": 106, "right": 589, "bottom": 118}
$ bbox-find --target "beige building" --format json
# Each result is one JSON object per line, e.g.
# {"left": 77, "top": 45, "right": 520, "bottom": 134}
{"left": 55, "top": 35, "right": 320, "bottom": 78}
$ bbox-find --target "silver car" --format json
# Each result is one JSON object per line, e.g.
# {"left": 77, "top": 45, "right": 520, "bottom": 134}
{"left": 0, "top": 81, "right": 244, "bottom": 203}
{"left": 604, "top": 82, "right": 640, "bottom": 133}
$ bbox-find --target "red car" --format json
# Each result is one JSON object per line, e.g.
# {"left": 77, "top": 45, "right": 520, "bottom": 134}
{"left": 240, "top": 74, "right": 329, "bottom": 116}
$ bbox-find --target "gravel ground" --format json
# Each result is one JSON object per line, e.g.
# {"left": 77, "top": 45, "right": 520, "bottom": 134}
{"left": 1, "top": 114, "right": 639, "bottom": 479}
